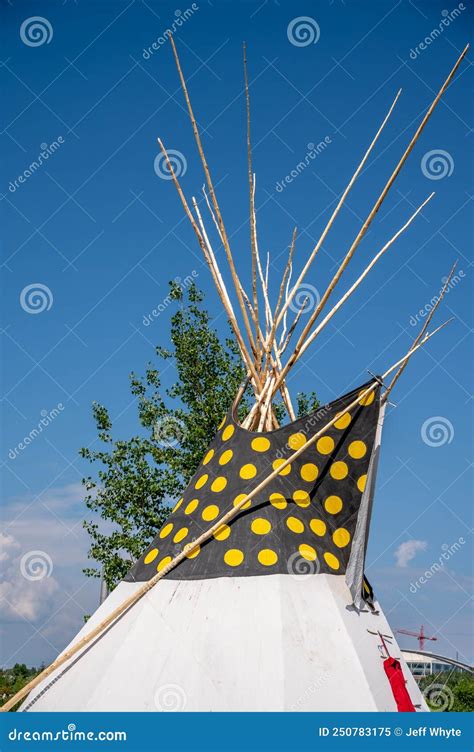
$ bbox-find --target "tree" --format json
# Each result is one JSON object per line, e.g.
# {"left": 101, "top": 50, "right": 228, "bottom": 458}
{"left": 81, "top": 282, "right": 319, "bottom": 591}
{"left": 0, "top": 664, "right": 42, "bottom": 707}
{"left": 419, "top": 671, "right": 474, "bottom": 712}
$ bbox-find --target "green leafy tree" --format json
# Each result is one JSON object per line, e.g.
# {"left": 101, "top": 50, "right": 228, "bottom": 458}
{"left": 81, "top": 282, "right": 319, "bottom": 591}
{"left": 419, "top": 671, "right": 474, "bottom": 712}
{"left": 0, "top": 664, "right": 42, "bottom": 707}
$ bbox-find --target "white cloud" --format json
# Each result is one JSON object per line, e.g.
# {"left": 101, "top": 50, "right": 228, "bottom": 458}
{"left": 1, "top": 484, "right": 108, "bottom": 664}
{"left": 3, "top": 482, "right": 95, "bottom": 570}
{"left": 4, "top": 482, "right": 85, "bottom": 520}
{"left": 0, "top": 483, "right": 96, "bottom": 626}
{"left": 394, "top": 539, "right": 427, "bottom": 568}
{"left": 0, "top": 532, "right": 20, "bottom": 563}
{"left": 0, "top": 533, "right": 60, "bottom": 623}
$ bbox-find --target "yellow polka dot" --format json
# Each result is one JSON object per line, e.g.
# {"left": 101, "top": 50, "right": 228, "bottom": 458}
{"left": 310, "top": 519, "right": 327, "bottom": 537}
{"left": 172, "top": 497, "right": 184, "bottom": 512}
{"left": 157, "top": 556, "right": 172, "bottom": 572}
{"left": 159, "top": 523, "right": 173, "bottom": 539}
{"left": 348, "top": 440, "right": 367, "bottom": 459}
{"left": 218, "top": 449, "right": 233, "bottom": 465}
{"left": 203, "top": 449, "right": 214, "bottom": 465}
{"left": 184, "top": 543, "right": 200, "bottom": 559}
{"left": 301, "top": 463, "right": 319, "bottom": 482}
{"left": 213, "top": 524, "right": 231, "bottom": 541}
{"left": 359, "top": 389, "right": 375, "bottom": 406}
{"left": 218, "top": 416, "right": 226, "bottom": 429}
{"left": 287, "top": 516, "right": 304, "bottom": 534}
{"left": 330, "top": 461, "right": 348, "bottom": 480}
{"left": 273, "top": 458, "right": 291, "bottom": 476}
{"left": 184, "top": 498, "right": 199, "bottom": 515}
{"left": 195, "top": 474, "right": 208, "bottom": 490}
{"left": 224, "top": 548, "right": 244, "bottom": 567}
{"left": 173, "top": 527, "right": 188, "bottom": 543}
{"left": 202, "top": 504, "right": 219, "bottom": 521}
{"left": 293, "top": 489, "right": 310, "bottom": 508}
{"left": 334, "top": 411, "right": 351, "bottom": 430}
{"left": 299, "top": 543, "right": 317, "bottom": 561}
{"left": 333, "top": 528, "right": 351, "bottom": 548}
{"left": 233, "top": 493, "right": 251, "bottom": 510}
{"left": 222, "top": 425, "right": 235, "bottom": 441}
{"left": 357, "top": 474, "right": 367, "bottom": 492}
{"left": 240, "top": 463, "right": 257, "bottom": 480}
{"left": 324, "top": 552, "right": 340, "bottom": 570}
{"left": 144, "top": 548, "right": 158, "bottom": 564}
{"left": 270, "top": 492, "right": 287, "bottom": 509}
{"left": 316, "top": 436, "right": 335, "bottom": 455}
{"left": 324, "top": 495, "right": 343, "bottom": 514}
{"left": 211, "top": 476, "right": 227, "bottom": 492}
{"left": 251, "top": 437, "right": 270, "bottom": 452}
{"left": 251, "top": 518, "right": 271, "bottom": 535}
{"left": 258, "top": 549, "right": 278, "bottom": 566}
{"left": 288, "top": 432, "right": 306, "bottom": 450}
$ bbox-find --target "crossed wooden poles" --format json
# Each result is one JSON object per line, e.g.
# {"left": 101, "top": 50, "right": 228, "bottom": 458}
{"left": 159, "top": 38, "right": 468, "bottom": 430}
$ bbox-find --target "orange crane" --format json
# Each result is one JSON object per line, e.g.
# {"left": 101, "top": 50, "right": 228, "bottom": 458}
{"left": 397, "top": 625, "right": 437, "bottom": 651}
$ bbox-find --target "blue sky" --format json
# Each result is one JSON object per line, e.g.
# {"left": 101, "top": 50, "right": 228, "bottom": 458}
{"left": 1, "top": 0, "right": 472, "bottom": 668}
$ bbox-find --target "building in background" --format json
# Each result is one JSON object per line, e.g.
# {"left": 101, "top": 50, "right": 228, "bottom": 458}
{"left": 402, "top": 650, "right": 473, "bottom": 683}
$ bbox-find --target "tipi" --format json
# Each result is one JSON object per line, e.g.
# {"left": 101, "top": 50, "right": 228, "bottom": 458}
{"left": 5, "top": 40, "right": 468, "bottom": 713}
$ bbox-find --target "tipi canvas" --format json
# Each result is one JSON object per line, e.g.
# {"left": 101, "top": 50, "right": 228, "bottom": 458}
{"left": 20, "top": 383, "right": 426, "bottom": 711}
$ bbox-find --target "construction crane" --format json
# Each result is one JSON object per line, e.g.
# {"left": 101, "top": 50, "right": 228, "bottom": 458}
{"left": 397, "top": 625, "right": 437, "bottom": 651}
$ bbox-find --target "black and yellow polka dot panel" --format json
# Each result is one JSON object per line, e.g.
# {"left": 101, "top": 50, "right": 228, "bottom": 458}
{"left": 125, "top": 381, "right": 381, "bottom": 582}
